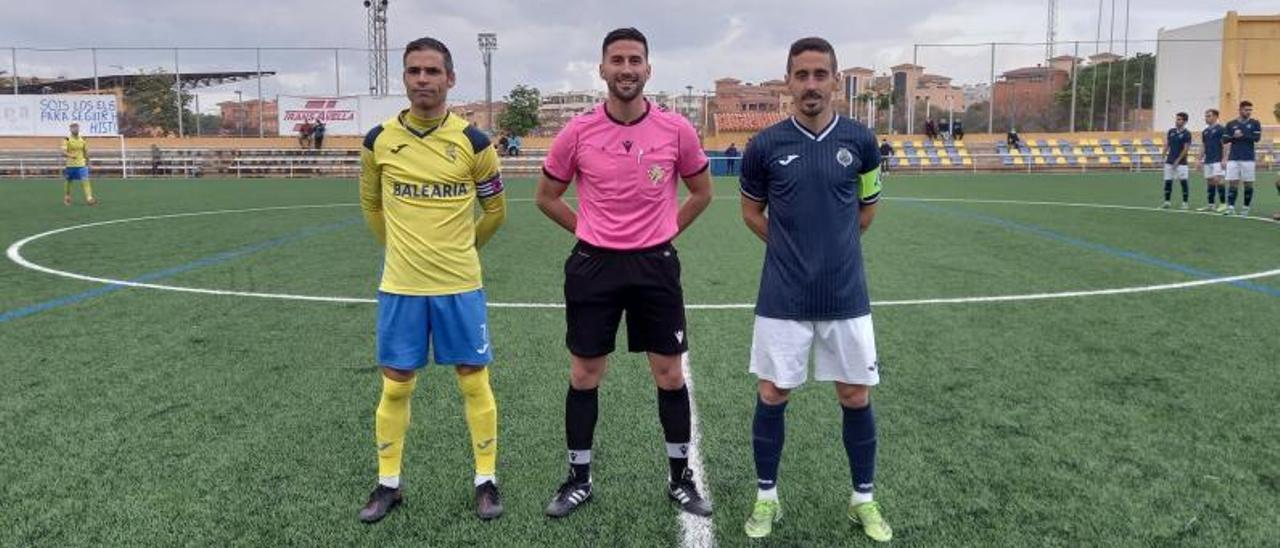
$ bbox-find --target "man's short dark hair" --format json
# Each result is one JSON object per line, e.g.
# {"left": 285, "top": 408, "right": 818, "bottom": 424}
{"left": 1176, "top": 112, "right": 1188, "bottom": 121}
{"left": 1206, "top": 108, "right": 1219, "bottom": 116}
{"left": 787, "top": 37, "right": 838, "bottom": 74}
{"left": 403, "top": 37, "right": 453, "bottom": 74}
{"left": 602, "top": 27, "right": 648, "bottom": 58}
{"left": 1240, "top": 100, "right": 1252, "bottom": 108}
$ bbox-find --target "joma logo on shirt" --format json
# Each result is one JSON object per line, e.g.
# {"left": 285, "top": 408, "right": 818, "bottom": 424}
{"left": 392, "top": 181, "right": 469, "bottom": 199}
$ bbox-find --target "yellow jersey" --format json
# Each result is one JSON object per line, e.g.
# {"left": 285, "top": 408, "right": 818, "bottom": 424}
{"left": 359, "top": 110, "right": 506, "bottom": 296}
{"left": 64, "top": 136, "right": 88, "bottom": 168}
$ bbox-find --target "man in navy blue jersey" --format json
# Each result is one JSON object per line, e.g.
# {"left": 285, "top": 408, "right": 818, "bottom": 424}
{"left": 1198, "top": 109, "right": 1227, "bottom": 212}
{"left": 738, "top": 36, "right": 889, "bottom": 543}
{"left": 1160, "top": 112, "right": 1192, "bottom": 210}
{"left": 1222, "top": 100, "right": 1263, "bottom": 217}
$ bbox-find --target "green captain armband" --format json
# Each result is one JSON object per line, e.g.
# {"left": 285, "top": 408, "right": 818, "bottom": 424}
{"left": 859, "top": 167, "right": 882, "bottom": 204}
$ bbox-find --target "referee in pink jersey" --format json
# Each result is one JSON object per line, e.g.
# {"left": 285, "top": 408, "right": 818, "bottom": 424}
{"left": 536, "top": 27, "right": 714, "bottom": 518}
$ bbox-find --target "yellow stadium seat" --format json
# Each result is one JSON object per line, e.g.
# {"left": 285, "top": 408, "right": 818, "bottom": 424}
{"left": 962, "top": 158, "right": 973, "bottom": 166}
{"left": 1054, "top": 157, "right": 1066, "bottom": 165}
{"left": 1141, "top": 156, "right": 1153, "bottom": 165}
{"left": 1098, "top": 157, "right": 1110, "bottom": 165}
{"left": 1120, "top": 156, "right": 1133, "bottom": 165}
{"left": 1152, "top": 138, "right": 1164, "bottom": 146}
{"left": 1013, "top": 157, "right": 1024, "bottom": 165}
{"left": 940, "top": 158, "right": 952, "bottom": 166}
{"left": 1034, "top": 157, "right": 1046, "bottom": 165}
{"left": 920, "top": 157, "right": 934, "bottom": 166}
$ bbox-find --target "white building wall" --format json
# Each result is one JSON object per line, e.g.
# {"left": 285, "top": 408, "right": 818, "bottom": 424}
{"left": 1154, "top": 19, "right": 1223, "bottom": 131}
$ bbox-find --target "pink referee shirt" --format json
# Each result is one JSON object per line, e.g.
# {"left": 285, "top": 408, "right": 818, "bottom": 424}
{"left": 543, "top": 100, "right": 709, "bottom": 250}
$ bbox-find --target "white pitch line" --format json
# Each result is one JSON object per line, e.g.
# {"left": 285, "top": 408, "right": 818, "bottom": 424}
{"left": 679, "top": 353, "right": 716, "bottom": 548}
{"left": 7, "top": 200, "right": 1280, "bottom": 308}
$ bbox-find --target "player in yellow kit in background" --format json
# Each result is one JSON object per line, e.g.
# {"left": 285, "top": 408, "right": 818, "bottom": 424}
{"left": 62, "top": 123, "right": 96, "bottom": 206}
{"left": 356, "top": 36, "right": 508, "bottom": 523}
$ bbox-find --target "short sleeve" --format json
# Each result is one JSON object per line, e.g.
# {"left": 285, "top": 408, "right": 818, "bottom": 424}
{"left": 542, "top": 121, "right": 579, "bottom": 184}
{"left": 739, "top": 138, "right": 768, "bottom": 203}
{"left": 676, "top": 119, "right": 709, "bottom": 178}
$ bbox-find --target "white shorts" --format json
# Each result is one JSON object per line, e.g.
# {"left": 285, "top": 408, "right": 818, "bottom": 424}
{"left": 749, "top": 315, "right": 878, "bottom": 389}
{"left": 1226, "top": 161, "right": 1256, "bottom": 182}
{"left": 1203, "top": 163, "right": 1225, "bottom": 179}
{"left": 1163, "top": 164, "right": 1189, "bottom": 180}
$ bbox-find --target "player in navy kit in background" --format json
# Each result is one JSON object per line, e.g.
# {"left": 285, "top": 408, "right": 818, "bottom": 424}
{"left": 1197, "top": 109, "right": 1227, "bottom": 212}
{"left": 1160, "top": 112, "right": 1191, "bottom": 210}
{"left": 1222, "top": 101, "right": 1263, "bottom": 217}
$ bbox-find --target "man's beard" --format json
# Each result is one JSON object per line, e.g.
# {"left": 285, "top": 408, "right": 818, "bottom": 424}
{"left": 608, "top": 77, "right": 644, "bottom": 102}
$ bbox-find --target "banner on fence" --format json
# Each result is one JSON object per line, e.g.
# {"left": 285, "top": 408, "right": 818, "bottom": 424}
{"left": 0, "top": 94, "right": 119, "bottom": 136}
{"left": 278, "top": 94, "right": 410, "bottom": 136}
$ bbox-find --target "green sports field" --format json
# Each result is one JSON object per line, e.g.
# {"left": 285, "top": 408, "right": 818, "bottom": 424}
{"left": 1, "top": 173, "right": 1278, "bottom": 547}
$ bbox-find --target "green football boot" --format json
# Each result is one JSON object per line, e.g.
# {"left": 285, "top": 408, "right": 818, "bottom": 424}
{"left": 743, "top": 499, "right": 782, "bottom": 539}
{"left": 849, "top": 500, "right": 892, "bottom": 542}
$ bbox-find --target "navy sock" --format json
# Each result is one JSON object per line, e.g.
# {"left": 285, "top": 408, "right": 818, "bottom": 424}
{"left": 1244, "top": 186, "right": 1254, "bottom": 207}
{"left": 1218, "top": 184, "right": 1227, "bottom": 202}
{"left": 842, "top": 404, "right": 877, "bottom": 494}
{"left": 566, "top": 386, "right": 599, "bottom": 482}
{"left": 752, "top": 397, "right": 787, "bottom": 490}
{"left": 1207, "top": 185, "right": 1216, "bottom": 204}
{"left": 1180, "top": 180, "right": 1189, "bottom": 202}
{"left": 1163, "top": 180, "right": 1173, "bottom": 201}
{"left": 657, "top": 385, "right": 692, "bottom": 481}
{"left": 1228, "top": 186, "right": 1239, "bottom": 206}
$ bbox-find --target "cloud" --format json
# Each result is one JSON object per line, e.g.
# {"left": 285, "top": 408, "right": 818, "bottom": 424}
{"left": 1, "top": 0, "right": 1267, "bottom": 102}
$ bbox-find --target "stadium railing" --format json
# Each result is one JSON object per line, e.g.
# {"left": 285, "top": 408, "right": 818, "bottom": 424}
{"left": 2, "top": 141, "right": 1275, "bottom": 178}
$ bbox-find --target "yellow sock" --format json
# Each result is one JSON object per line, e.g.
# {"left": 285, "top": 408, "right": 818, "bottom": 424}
{"left": 375, "top": 374, "right": 417, "bottom": 482}
{"left": 82, "top": 181, "right": 94, "bottom": 201}
{"left": 457, "top": 368, "right": 498, "bottom": 478}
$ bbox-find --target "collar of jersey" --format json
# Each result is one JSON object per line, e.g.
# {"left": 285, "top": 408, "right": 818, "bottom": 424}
{"left": 398, "top": 110, "right": 450, "bottom": 139}
{"left": 789, "top": 115, "right": 839, "bottom": 142}
{"left": 602, "top": 99, "right": 651, "bottom": 127}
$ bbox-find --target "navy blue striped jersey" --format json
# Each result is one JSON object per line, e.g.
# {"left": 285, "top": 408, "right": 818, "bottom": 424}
{"left": 739, "top": 115, "right": 882, "bottom": 321}
{"left": 1165, "top": 127, "right": 1191, "bottom": 165}
{"left": 1223, "top": 117, "right": 1262, "bottom": 161}
{"left": 1201, "top": 124, "right": 1225, "bottom": 164}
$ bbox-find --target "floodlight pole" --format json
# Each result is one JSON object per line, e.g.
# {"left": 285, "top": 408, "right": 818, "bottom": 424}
{"left": 91, "top": 48, "right": 99, "bottom": 92}
{"left": 1069, "top": 41, "right": 1079, "bottom": 133}
{"left": 478, "top": 33, "right": 498, "bottom": 133}
{"left": 256, "top": 48, "right": 264, "bottom": 138}
{"left": 174, "top": 49, "right": 184, "bottom": 138}
{"left": 909, "top": 44, "right": 918, "bottom": 134}
{"left": 988, "top": 43, "right": 996, "bottom": 134}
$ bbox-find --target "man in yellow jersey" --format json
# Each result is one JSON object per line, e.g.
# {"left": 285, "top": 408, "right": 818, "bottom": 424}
{"left": 62, "top": 123, "right": 96, "bottom": 206}
{"left": 356, "top": 37, "right": 507, "bottom": 523}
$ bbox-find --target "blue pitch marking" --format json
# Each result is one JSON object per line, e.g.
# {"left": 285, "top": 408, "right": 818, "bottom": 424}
{"left": 0, "top": 217, "right": 363, "bottom": 324}
{"left": 906, "top": 202, "right": 1280, "bottom": 298}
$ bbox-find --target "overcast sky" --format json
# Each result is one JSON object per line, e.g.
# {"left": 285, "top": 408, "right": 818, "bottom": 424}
{"left": 3, "top": 1, "right": 1275, "bottom": 111}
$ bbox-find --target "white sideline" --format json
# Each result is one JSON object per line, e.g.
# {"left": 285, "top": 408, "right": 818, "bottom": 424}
{"left": 679, "top": 353, "right": 716, "bottom": 548}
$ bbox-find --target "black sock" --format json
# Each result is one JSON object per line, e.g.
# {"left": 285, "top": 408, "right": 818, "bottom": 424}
{"left": 1228, "top": 186, "right": 1239, "bottom": 206}
{"left": 1163, "top": 180, "right": 1173, "bottom": 201}
{"left": 566, "top": 386, "right": 599, "bottom": 482}
{"left": 657, "top": 385, "right": 692, "bottom": 481}
{"left": 1180, "top": 180, "right": 1189, "bottom": 203}
{"left": 842, "top": 404, "right": 877, "bottom": 495}
{"left": 1207, "top": 185, "right": 1216, "bottom": 204}
{"left": 1218, "top": 184, "right": 1227, "bottom": 202}
{"left": 1244, "top": 186, "right": 1254, "bottom": 206}
{"left": 752, "top": 397, "right": 787, "bottom": 490}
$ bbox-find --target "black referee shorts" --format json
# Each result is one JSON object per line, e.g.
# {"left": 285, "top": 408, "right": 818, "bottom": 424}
{"left": 563, "top": 240, "right": 688, "bottom": 358}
